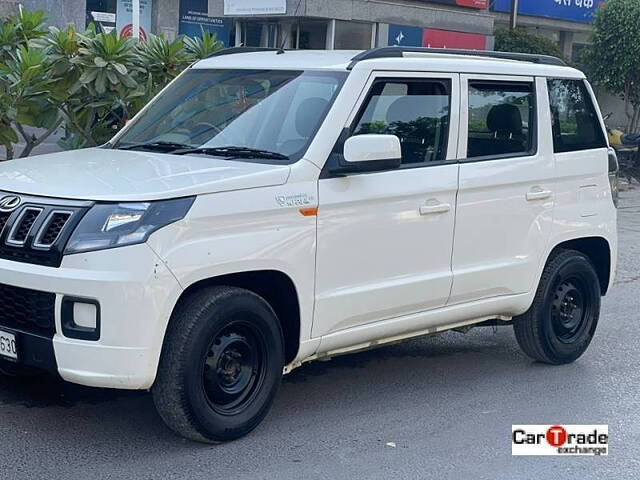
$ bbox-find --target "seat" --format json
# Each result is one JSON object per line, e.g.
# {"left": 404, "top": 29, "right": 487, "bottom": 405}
{"left": 386, "top": 96, "right": 432, "bottom": 163}
{"left": 486, "top": 104, "right": 526, "bottom": 154}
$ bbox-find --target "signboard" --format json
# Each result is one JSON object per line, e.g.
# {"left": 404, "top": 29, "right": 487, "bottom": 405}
{"left": 423, "top": 28, "right": 487, "bottom": 49}
{"left": 491, "top": 0, "right": 604, "bottom": 24}
{"left": 180, "top": 0, "right": 233, "bottom": 46}
{"left": 116, "top": 0, "right": 152, "bottom": 40}
{"left": 223, "top": 0, "right": 286, "bottom": 16}
{"left": 416, "top": 0, "right": 487, "bottom": 9}
{"left": 388, "top": 24, "right": 423, "bottom": 47}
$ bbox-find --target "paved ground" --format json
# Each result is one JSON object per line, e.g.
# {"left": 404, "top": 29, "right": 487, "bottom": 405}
{"left": 2, "top": 188, "right": 640, "bottom": 480}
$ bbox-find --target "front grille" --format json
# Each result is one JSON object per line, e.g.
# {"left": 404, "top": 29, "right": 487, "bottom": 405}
{"left": 0, "top": 212, "right": 9, "bottom": 235}
{"left": 0, "top": 283, "right": 56, "bottom": 337}
{"left": 8, "top": 208, "right": 42, "bottom": 244}
{"left": 35, "top": 212, "right": 73, "bottom": 248}
{"left": 0, "top": 193, "right": 91, "bottom": 267}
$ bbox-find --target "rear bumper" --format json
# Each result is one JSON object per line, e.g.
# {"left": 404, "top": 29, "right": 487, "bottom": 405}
{"left": 0, "top": 244, "right": 183, "bottom": 389}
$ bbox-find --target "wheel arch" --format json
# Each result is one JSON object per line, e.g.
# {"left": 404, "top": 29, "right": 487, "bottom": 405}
{"left": 549, "top": 236, "right": 612, "bottom": 295}
{"left": 170, "top": 270, "right": 302, "bottom": 364}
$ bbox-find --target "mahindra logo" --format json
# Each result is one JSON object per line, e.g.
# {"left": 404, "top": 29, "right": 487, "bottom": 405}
{"left": 0, "top": 195, "right": 21, "bottom": 212}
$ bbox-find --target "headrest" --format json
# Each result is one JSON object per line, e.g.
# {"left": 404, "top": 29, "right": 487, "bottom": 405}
{"left": 386, "top": 96, "right": 423, "bottom": 125}
{"left": 486, "top": 104, "right": 523, "bottom": 137}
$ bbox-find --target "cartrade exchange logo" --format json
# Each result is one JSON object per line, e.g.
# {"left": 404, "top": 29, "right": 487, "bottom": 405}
{"left": 512, "top": 425, "right": 608, "bottom": 456}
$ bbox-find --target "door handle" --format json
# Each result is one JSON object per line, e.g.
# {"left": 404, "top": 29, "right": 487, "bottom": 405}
{"left": 419, "top": 201, "right": 451, "bottom": 215}
{"left": 526, "top": 187, "right": 552, "bottom": 201}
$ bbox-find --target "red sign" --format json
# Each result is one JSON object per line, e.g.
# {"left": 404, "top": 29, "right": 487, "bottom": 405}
{"left": 418, "top": 0, "right": 487, "bottom": 9}
{"left": 119, "top": 24, "right": 148, "bottom": 41}
{"left": 455, "top": 0, "right": 487, "bottom": 8}
{"left": 422, "top": 28, "right": 487, "bottom": 50}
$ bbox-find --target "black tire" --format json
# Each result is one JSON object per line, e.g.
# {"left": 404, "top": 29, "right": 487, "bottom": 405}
{"left": 152, "top": 286, "right": 285, "bottom": 443}
{"left": 513, "top": 249, "right": 601, "bottom": 365}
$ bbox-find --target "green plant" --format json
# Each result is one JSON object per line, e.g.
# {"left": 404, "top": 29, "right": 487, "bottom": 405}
{"left": 583, "top": 0, "right": 640, "bottom": 132}
{"left": 14, "top": 5, "right": 46, "bottom": 45}
{"left": 184, "top": 29, "right": 223, "bottom": 61}
{"left": 61, "top": 30, "right": 146, "bottom": 147}
{"left": 0, "top": 7, "right": 59, "bottom": 159}
{"left": 0, "top": 7, "right": 232, "bottom": 160}
{"left": 136, "top": 34, "right": 191, "bottom": 94}
{"left": 495, "top": 27, "right": 564, "bottom": 59}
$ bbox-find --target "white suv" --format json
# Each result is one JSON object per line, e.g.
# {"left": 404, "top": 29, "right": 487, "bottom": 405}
{"left": 0, "top": 47, "right": 617, "bottom": 443}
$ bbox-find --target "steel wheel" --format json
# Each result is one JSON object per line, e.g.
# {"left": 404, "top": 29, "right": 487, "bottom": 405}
{"left": 202, "top": 323, "right": 267, "bottom": 416}
{"left": 550, "top": 277, "right": 593, "bottom": 344}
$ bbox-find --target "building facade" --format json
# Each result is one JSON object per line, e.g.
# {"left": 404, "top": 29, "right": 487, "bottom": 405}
{"left": 7, "top": 1, "right": 495, "bottom": 50}
{"left": 6, "top": 1, "right": 605, "bottom": 61}
{"left": 7, "top": 0, "right": 623, "bottom": 123}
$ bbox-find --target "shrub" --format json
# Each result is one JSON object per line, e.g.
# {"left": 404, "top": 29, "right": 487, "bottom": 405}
{"left": 494, "top": 27, "right": 564, "bottom": 59}
{"left": 0, "top": 7, "right": 223, "bottom": 160}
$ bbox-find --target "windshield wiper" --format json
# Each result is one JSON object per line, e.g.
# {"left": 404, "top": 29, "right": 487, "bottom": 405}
{"left": 116, "top": 141, "right": 192, "bottom": 152}
{"left": 174, "top": 146, "right": 289, "bottom": 161}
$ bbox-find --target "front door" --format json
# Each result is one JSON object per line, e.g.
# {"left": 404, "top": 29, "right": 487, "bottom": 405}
{"left": 449, "top": 75, "right": 555, "bottom": 304}
{"left": 313, "top": 72, "right": 460, "bottom": 337}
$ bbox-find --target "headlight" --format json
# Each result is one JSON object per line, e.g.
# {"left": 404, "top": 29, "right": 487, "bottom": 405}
{"left": 64, "top": 197, "right": 195, "bottom": 255}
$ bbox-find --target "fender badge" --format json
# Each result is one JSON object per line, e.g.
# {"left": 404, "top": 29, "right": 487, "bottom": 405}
{"left": 275, "top": 193, "right": 315, "bottom": 207}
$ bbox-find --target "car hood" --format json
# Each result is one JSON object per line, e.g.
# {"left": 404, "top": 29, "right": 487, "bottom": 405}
{"left": 0, "top": 148, "right": 291, "bottom": 201}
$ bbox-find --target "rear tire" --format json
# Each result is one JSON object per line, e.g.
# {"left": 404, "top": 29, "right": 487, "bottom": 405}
{"left": 513, "top": 249, "right": 601, "bottom": 365}
{"left": 152, "top": 286, "right": 284, "bottom": 443}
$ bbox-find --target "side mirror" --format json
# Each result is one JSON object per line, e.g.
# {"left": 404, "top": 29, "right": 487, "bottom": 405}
{"left": 330, "top": 134, "right": 402, "bottom": 175}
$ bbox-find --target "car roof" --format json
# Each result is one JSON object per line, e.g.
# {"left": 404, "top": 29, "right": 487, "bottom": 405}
{"left": 192, "top": 49, "right": 585, "bottom": 79}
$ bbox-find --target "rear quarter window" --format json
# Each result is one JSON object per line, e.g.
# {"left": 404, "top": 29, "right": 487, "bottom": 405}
{"left": 547, "top": 79, "right": 607, "bottom": 153}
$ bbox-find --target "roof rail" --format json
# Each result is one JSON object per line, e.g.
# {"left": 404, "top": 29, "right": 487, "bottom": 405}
{"left": 205, "top": 47, "right": 280, "bottom": 59}
{"left": 348, "top": 47, "right": 568, "bottom": 69}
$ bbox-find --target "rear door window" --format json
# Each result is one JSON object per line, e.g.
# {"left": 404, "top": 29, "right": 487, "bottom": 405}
{"left": 547, "top": 79, "right": 607, "bottom": 153}
{"left": 466, "top": 81, "right": 535, "bottom": 159}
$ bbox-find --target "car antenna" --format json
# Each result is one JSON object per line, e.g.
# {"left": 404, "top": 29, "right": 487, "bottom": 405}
{"left": 277, "top": 0, "right": 303, "bottom": 54}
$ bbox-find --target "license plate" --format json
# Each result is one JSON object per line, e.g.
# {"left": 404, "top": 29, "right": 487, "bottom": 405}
{"left": 0, "top": 329, "right": 18, "bottom": 360}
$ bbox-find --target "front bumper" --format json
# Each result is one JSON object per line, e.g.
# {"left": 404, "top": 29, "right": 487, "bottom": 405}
{"left": 0, "top": 244, "right": 183, "bottom": 389}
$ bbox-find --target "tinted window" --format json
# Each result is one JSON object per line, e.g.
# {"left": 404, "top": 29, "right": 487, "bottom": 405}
{"left": 548, "top": 79, "right": 607, "bottom": 153}
{"left": 467, "top": 81, "right": 535, "bottom": 159}
{"left": 352, "top": 80, "right": 451, "bottom": 164}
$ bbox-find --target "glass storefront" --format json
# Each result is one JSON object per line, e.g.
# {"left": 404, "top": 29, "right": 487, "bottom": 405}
{"left": 334, "top": 20, "right": 373, "bottom": 50}
{"left": 293, "top": 20, "right": 328, "bottom": 49}
{"left": 237, "top": 19, "right": 374, "bottom": 50}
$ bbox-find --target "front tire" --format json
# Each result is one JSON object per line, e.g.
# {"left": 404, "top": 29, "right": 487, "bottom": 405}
{"left": 152, "top": 286, "right": 285, "bottom": 443}
{"left": 513, "top": 249, "right": 601, "bottom": 365}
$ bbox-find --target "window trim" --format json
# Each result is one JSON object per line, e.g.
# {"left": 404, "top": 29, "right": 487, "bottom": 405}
{"left": 547, "top": 78, "right": 608, "bottom": 154}
{"left": 321, "top": 74, "right": 458, "bottom": 178}
{"left": 459, "top": 74, "right": 538, "bottom": 164}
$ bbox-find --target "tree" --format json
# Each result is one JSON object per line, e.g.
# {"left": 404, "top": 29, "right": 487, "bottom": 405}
{"left": 0, "top": 6, "right": 57, "bottom": 160}
{"left": 584, "top": 0, "right": 640, "bottom": 132}
{"left": 494, "top": 26, "right": 564, "bottom": 59}
{"left": 0, "top": 7, "right": 226, "bottom": 160}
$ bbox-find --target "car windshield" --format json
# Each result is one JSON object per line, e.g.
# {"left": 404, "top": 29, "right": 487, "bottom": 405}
{"left": 114, "top": 69, "right": 347, "bottom": 162}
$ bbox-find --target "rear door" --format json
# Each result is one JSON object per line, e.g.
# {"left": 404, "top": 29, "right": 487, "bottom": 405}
{"left": 449, "top": 75, "right": 555, "bottom": 304}
{"left": 547, "top": 78, "right": 611, "bottom": 222}
{"left": 313, "top": 72, "right": 460, "bottom": 338}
